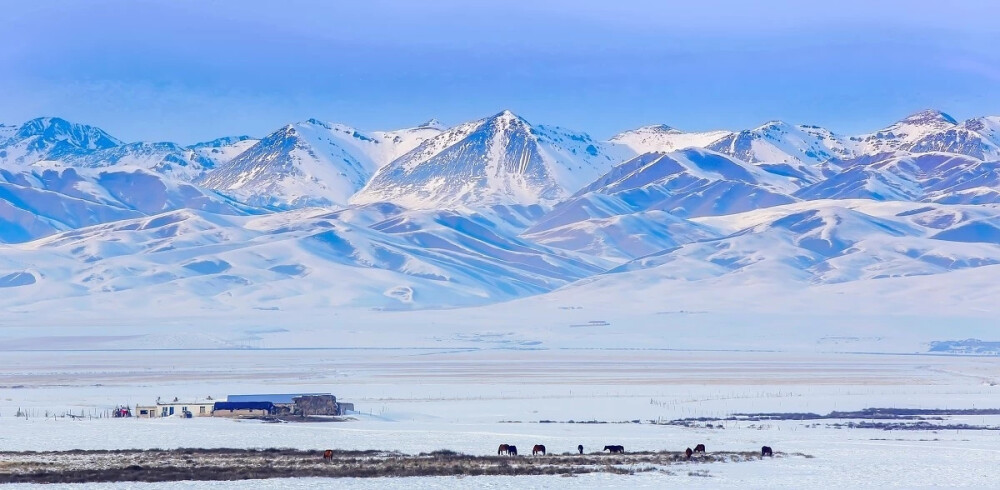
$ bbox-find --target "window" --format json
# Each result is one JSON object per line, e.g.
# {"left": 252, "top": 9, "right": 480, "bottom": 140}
{"left": 200, "top": 406, "right": 206, "bottom": 414}
{"left": 169, "top": 406, "right": 175, "bottom": 415}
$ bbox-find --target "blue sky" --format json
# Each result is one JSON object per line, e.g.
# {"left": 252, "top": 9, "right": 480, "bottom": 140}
{"left": 3, "top": 0, "right": 1000, "bottom": 144}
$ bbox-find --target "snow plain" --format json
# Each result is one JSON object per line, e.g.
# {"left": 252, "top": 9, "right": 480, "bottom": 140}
{"left": 2, "top": 317, "right": 1000, "bottom": 488}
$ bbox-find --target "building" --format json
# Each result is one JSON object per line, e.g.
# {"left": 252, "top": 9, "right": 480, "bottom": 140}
{"left": 135, "top": 398, "right": 217, "bottom": 418}
{"left": 225, "top": 393, "right": 350, "bottom": 416}
{"left": 211, "top": 401, "right": 275, "bottom": 417}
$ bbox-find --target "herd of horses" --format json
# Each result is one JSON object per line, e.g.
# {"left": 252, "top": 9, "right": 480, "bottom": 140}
{"left": 493, "top": 442, "right": 775, "bottom": 458}
{"left": 320, "top": 444, "right": 775, "bottom": 461}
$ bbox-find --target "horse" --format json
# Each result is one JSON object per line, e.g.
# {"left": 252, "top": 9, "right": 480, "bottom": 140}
{"left": 578, "top": 444, "right": 584, "bottom": 455}
{"left": 508, "top": 445, "right": 518, "bottom": 456}
{"left": 323, "top": 449, "right": 333, "bottom": 461}
{"left": 685, "top": 447, "right": 693, "bottom": 459}
{"left": 603, "top": 445, "right": 625, "bottom": 454}
{"left": 498, "top": 444, "right": 509, "bottom": 456}
{"left": 694, "top": 444, "right": 706, "bottom": 453}
{"left": 532, "top": 444, "right": 546, "bottom": 455}
{"left": 761, "top": 446, "right": 773, "bottom": 457}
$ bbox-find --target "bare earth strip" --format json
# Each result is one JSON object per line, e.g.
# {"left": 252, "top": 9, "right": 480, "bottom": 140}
{"left": 0, "top": 448, "right": 785, "bottom": 483}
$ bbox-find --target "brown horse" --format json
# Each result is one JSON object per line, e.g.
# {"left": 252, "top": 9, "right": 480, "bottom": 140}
{"left": 685, "top": 447, "right": 693, "bottom": 459}
{"left": 761, "top": 446, "right": 773, "bottom": 457}
{"left": 508, "top": 445, "right": 518, "bottom": 456}
{"left": 603, "top": 445, "right": 624, "bottom": 454}
{"left": 532, "top": 444, "right": 546, "bottom": 455}
{"left": 694, "top": 444, "right": 706, "bottom": 453}
{"left": 498, "top": 444, "right": 509, "bottom": 455}
{"left": 323, "top": 449, "right": 333, "bottom": 461}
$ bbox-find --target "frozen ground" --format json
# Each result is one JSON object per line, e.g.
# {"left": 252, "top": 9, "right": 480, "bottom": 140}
{"left": 1, "top": 343, "right": 1000, "bottom": 487}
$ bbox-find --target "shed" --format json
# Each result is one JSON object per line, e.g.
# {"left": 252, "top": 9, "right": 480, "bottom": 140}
{"left": 212, "top": 401, "right": 275, "bottom": 417}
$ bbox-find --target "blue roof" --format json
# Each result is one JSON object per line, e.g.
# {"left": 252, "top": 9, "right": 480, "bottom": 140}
{"left": 213, "top": 401, "right": 274, "bottom": 411}
{"left": 227, "top": 393, "right": 332, "bottom": 404}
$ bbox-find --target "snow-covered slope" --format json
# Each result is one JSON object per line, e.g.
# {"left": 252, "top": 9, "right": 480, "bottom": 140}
{"left": 0, "top": 206, "right": 604, "bottom": 311}
{"left": 0, "top": 166, "right": 254, "bottom": 243}
{"left": 529, "top": 148, "right": 798, "bottom": 235}
{"left": 609, "top": 124, "right": 732, "bottom": 154}
{"left": 797, "top": 153, "right": 1000, "bottom": 204}
{"left": 191, "top": 136, "right": 259, "bottom": 168}
{"left": 351, "top": 111, "right": 632, "bottom": 208}
{"left": 603, "top": 200, "right": 1000, "bottom": 286}
{"left": 521, "top": 210, "right": 719, "bottom": 261}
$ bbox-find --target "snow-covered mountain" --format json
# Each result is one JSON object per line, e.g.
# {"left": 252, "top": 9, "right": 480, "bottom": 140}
{"left": 351, "top": 110, "right": 632, "bottom": 208}
{"left": 1, "top": 117, "right": 233, "bottom": 180}
{"left": 705, "top": 121, "right": 855, "bottom": 181}
{"left": 852, "top": 109, "right": 962, "bottom": 155}
{"left": 199, "top": 119, "right": 443, "bottom": 209}
{"left": 6, "top": 109, "right": 1000, "bottom": 312}
{"left": 0, "top": 117, "right": 121, "bottom": 165}
{"left": 609, "top": 124, "right": 732, "bottom": 154}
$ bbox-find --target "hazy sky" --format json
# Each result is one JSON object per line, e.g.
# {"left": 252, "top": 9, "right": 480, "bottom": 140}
{"left": 3, "top": 1, "right": 1000, "bottom": 144}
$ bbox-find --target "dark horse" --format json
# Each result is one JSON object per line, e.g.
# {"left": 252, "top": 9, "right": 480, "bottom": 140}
{"left": 578, "top": 444, "right": 584, "bottom": 455}
{"left": 694, "top": 444, "right": 706, "bottom": 453}
{"left": 532, "top": 444, "right": 546, "bottom": 455}
{"left": 685, "top": 447, "right": 693, "bottom": 459}
{"left": 761, "top": 446, "right": 773, "bottom": 457}
{"left": 603, "top": 445, "right": 625, "bottom": 454}
{"left": 498, "top": 444, "right": 509, "bottom": 455}
{"left": 323, "top": 449, "right": 333, "bottom": 461}
{"left": 508, "top": 445, "right": 518, "bottom": 456}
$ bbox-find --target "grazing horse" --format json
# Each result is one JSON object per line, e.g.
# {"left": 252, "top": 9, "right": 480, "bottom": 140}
{"left": 685, "top": 447, "right": 693, "bottom": 459}
{"left": 694, "top": 444, "right": 706, "bottom": 453}
{"left": 532, "top": 444, "right": 546, "bottom": 456}
{"left": 578, "top": 444, "right": 584, "bottom": 455}
{"left": 508, "top": 445, "right": 518, "bottom": 456}
{"left": 761, "top": 446, "right": 773, "bottom": 457}
{"left": 603, "top": 445, "right": 625, "bottom": 454}
{"left": 498, "top": 444, "right": 509, "bottom": 456}
{"left": 323, "top": 449, "right": 333, "bottom": 461}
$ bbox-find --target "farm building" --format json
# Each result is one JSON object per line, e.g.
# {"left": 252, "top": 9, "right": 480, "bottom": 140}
{"left": 211, "top": 401, "right": 275, "bottom": 417}
{"left": 135, "top": 399, "right": 216, "bottom": 418}
{"left": 225, "top": 393, "right": 350, "bottom": 416}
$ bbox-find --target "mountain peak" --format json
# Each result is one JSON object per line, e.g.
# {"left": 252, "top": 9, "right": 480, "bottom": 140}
{"left": 899, "top": 109, "right": 957, "bottom": 127}
{"left": 490, "top": 109, "right": 523, "bottom": 123}
{"left": 15, "top": 117, "right": 121, "bottom": 149}
{"left": 633, "top": 124, "right": 680, "bottom": 133}
{"left": 755, "top": 120, "right": 791, "bottom": 131}
{"left": 417, "top": 118, "right": 446, "bottom": 130}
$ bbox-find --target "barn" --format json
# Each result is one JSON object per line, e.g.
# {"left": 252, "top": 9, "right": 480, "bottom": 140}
{"left": 211, "top": 401, "right": 275, "bottom": 417}
{"left": 225, "top": 393, "right": 349, "bottom": 416}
